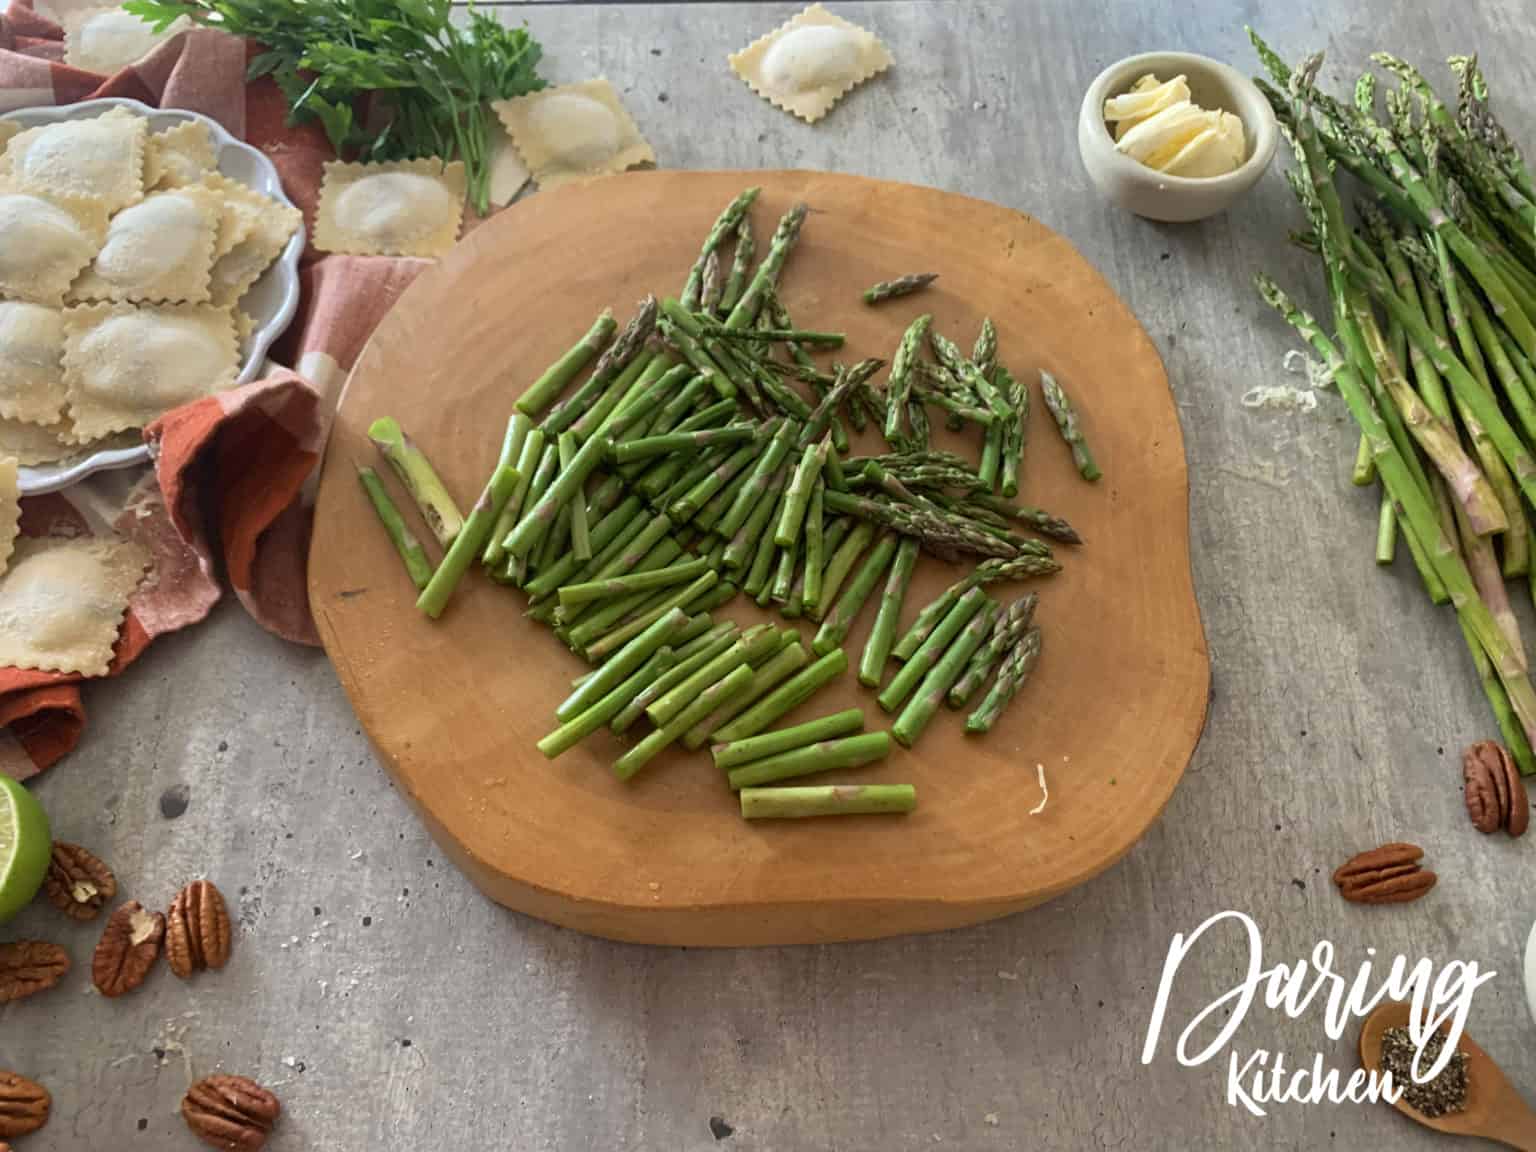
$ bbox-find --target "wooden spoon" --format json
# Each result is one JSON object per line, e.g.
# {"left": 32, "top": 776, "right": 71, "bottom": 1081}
{"left": 1360, "top": 1001, "right": 1536, "bottom": 1149}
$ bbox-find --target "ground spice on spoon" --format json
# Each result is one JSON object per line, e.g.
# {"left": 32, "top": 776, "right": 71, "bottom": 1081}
{"left": 1380, "top": 1026, "right": 1470, "bottom": 1117}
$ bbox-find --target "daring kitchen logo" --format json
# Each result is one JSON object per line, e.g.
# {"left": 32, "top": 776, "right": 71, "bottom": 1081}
{"left": 1140, "top": 910, "right": 1494, "bottom": 1115}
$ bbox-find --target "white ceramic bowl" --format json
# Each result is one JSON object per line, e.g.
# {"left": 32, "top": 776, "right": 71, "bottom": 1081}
{"left": 1078, "top": 50, "right": 1278, "bottom": 223}
{"left": 1, "top": 97, "right": 305, "bottom": 495}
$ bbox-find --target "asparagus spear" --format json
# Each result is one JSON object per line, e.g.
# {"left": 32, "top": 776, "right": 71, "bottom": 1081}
{"left": 964, "top": 494, "right": 1081, "bottom": 545}
{"left": 612, "top": 625, "right": 741, "bottom": 734}
{"left": 357, "top": 465, "right": 434, "bottom": 590}
{"left": 482, "top": 414, "right": 536, "bottom": 568}
{"left": 417, "top": 465, "right": 520, "bottom": 618}
{"left": 525, "top": 495, "right": 646, "bottom": 601}
{"left": 947, "top": 593, "right": 1038, "bottom": 708}
{"left": 647, "top": 627, "right": 782, "bottom": 728}
{"left": 725, "top": 462, "right": 790, "bottom": 572}
{"left": 501, "top": 432, "right": 611, "bottom": 561}
{"left": 712, "top": 708, "right": 865, "bottom": 771}
{"left": 811, "top": 520, "right": 876, "bottom": 622}
{"left": 681, "top": 187, "right": 760, "bottom": 311}
{"left": 611, "top": 424, "right": 758, "bottom": 464}
{"left": 581, "top": 571, "right": 720, "bottom": 663}
{"left": 786, "top": 515, "right": 852, "bottom": 618}
{"left": 711, "top": 649, "right": 849, "bottom": 743}
{"left": 557, "top": 433, "right": 593, "bottom": 561}
{"left": 892, "top": 600, "right": 997, "bottom": 746}
{"left": 859, "top": 536, "right": 920, "bottom": 686}
{"left": 556, "top": 557, "right": 712, "bottom": 608}
{"left": 719, "top": 215, "right": 755, "bottom": 314}
{"left": 798, "top": 359, "right": 883, "bottom": 448}
{"left": 571, "top": 346, "right": 657, "bottom": 444}
{"left": 883, "top": 314, "right": 932, "bottom": 443}
{"left": 561, "top": 536, "right": 684, "bottom": 640}
{"left": 814, "top": 531, "right": 898, "bottom": 655}
{"left": 367, "top": 417, "right": 464, "bottom": 547}
{"left": 555, "top": 607, "right": 689, "bottom": 722}
{"left": 683, "top": 641, "right": 811, "bottom": 748}
{"left": 538, "top": 647, "right": 675, "bottom": 760}
{"left": 776, "top": 439, "right": 829, "bottom": 546}
{"left": 862, "top": 273, "right": 938, "bottom": 305}
{"left": 668, "top": 440, "right": 761, "bottom": 524}
{"left": 998, "top": 365, "right": 1027, "bottom": 499}
{"left": 544, "top": 297, "right": 657, "bottom": 435}
{"left": 727, "top": 731, "right": 891, "bottom": 790}
{"left": 719, "top": 418, "right": 800, "bottom": 539}
{"left": 746, "top": 481, "right": 793, "bottom": 600}
{"left": 1039, "top": 371, "right": 1100, "bottom": 482}
{"left": 724, "top": 201, "right": 809, "bottom": 331}
{"left": 700, "top": 248, "right": 724, "bottom": 314}
{"left": 802, "top": 480, "right": 826, "bottom": 612}
{"left": 972, "top": 317, "right": 998, "bottom": 381}
{"left": 878, "top": 587, "right": 990, "bottom": 712}
{"left": 739, "top": 784, "right": 915, "bottom": 819}
{"left": 978, "top": 420, "right": 1003, "bottom": 491}
{"left": 823, "top": 489, "right": 1025, "bottom": 560}
{"left": 613, "top": 663, "right": 755, "bottom": 781}
{"left": 515, "top": 309, "right": 617, "bottom": 418}
{"left": 965, "top": 627, "right": 1043, "bottom": 734}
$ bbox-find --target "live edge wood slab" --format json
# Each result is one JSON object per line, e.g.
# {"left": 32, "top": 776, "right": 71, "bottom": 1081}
{"left": 308, "top": 170, "right": 1210, "bottom": 946}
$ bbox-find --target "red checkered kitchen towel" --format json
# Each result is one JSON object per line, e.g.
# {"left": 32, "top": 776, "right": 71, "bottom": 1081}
{"left": 0, "top": 2, "right": 433, "bottom": 778}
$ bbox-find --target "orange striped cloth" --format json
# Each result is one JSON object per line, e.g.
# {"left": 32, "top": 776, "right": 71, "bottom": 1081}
{"left": 0, "top": 3, "right": 431, "bottom": 777}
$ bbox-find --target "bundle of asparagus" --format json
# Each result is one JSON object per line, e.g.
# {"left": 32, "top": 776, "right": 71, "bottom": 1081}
{"left": 1252, "top": 31, "right": 1536, "bottom": 775}
{"left": 358, "top": 185, "right": 1100, "bottom": 812}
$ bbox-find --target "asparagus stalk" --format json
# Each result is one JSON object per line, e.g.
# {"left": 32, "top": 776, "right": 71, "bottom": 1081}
{"left": 556, "top": 557, "right": 712, "bottom": 608}
{"left": 965, "top": 627, "right": 1042, "bottom": 734}
{"left": 892, "top": 600, "right": 998, "bottom": 746}
{"left": 1039, "top": 371, "right": 1100, "bottom": 482}
{"left": 367, "top": 417, "right": 464, "bottom": 547}
{"left": 739, "top": 784, "right": 915, "bottom": 819}
{"left": 947, "top": 593, "right": 1038, "bottom": 709}
{"left": 515, "top": 309, "right": 617, "bottom": 417}
{"left": 571, "top": 347, "right": 657, "bottom": 444}
{"left": 776, "top": 439, "right": 828, "bottom": 546}
{"left": 711, "top": 649, "right": 849, "bottom": 743}
{"left": 824, "top": 490, "right": 1025, "bottom": 560}
{"left": 612, "top": 625, "right": 741, "bottom": 734}
{"left": 482, "top": 414, "right": 536, "bottom": 568}
{"left": 1351, "top": 436, "right": 1377, "bottom": 486}
{"left": 544, "top": 297, "right": 657, "bottom": 435}
{"left": 417, "top": 465, "right": 520, "bottom": 618}
{"left": 556, "top": 433, "right": 593, "bottom": 561}
{"left": 963, "top": 495, "right": 1080, "bottom": 545}
{"left": 501, "top": 432, "right": 612, "bottom": 561}
{"left": 862, "top": 273, "right": 938, "bottom": 305}
{"left": 798, "top": 359, "right": 883, "bottom": 448}
{"left": 712, "top": 709, "right": 866, "bottom": 771}
{"left": 814, "top": 531, "right": 898, "bottom": 654}
{"left": 559, "top": 534, "right": 685, "bottom": 636}
{"left": 684, "top": 641, "right": 810, "bottom": 748}
{"left": 727, "top": 731, "right": 891, "bottom": 790}
{"left": 1374, "top": 495, "right": 1397, "bottom": 565}
{"left": 579, "top": 569, "right": 716, "bottom": 662}
{"left": 972, "top": 318, "right": 998, "bottom": 381}
{"left": 700, "top": 248, "right": 724, "bottom": 314}
{"left": 811, "top": 520, "right": 876, "bottom": 622}
{"left": 883, "top": 314, "right": 932, "bottom": 443}
{"left": 719, "top": 418, "right": 800, "bottom": 539}
{"left": 357, "top": 465, "right": 434, "bottom": 589}
{"left": 802, "top": 480, "right": 826, "bottom": 612}
{"left": 647, "top": 627, "right": 782, "bottom": 728}
{"left": 525, "top": 495, "right": 646, "bottom": 601}
{"left": 555, "top": 607, "right": 689, "bottom": 722}
{"left": 878, "top": 587, "right": 990, "bottom": 712}
{"left": 725, "top": 462, "right": 790, "bottom": 572}
{"left": 538, "top": 647, "right": 675, "bottom": 760}
{"left": 724, "top": 201, "right": 808, "bottom": 331}
{"left": 787, "top": 515, "right": 852, "bottom": 618}
{"left": 719, "top": 215, "right": 755, "bottom": 314}
{"left": 613, "top": 663, "right": 755, "bottom": 782}
{"left": 611, "top": 425, "right": 758, "bottom": 464}
{"left": 681, "top": 187, "right": 760, "bottom": 311}
{"left": 746, "top": 481, "right": 793, "bottom": 600}
{"left": 859, "top": 537, "right": 920, "bottom": 686}
{"left": 998, "top": 365, "right": 1027, "bottom": 498}
{"left": 668, "top": 441, "right": 761, "bottom": 525}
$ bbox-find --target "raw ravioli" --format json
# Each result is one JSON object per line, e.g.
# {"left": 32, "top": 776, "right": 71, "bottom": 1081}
{"left": 144, "top": 119, "right": 216, "bottom": 190}
{"left": 0, "top": 301, "right": 67, "bottom": 424}
{"left": 314, "top": 158, "right": 466, "bottom": 257}
{"left": 3, "top": 107, "right": 146, "bottom": 211}
{"left": 0, "top": 535, "right": 150, "bottom": 677}
{"left": 730, "top": 4, "right": 892, "bottom": 124}
{"left": 0, "top": 458, "right": 17, "bottom": 578}
{"left": 494, "top": 80, "right": 655, "bottom": 190}
{"left": 64, "top": 6, "right": 190, "bottom": 75}
{"left": 0, "top": 191, "right": 107, "bottom": 305}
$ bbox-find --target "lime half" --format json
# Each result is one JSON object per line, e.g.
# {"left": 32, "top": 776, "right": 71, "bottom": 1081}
{"left": 0, "top": 774, "right": 51, "bottom": 924}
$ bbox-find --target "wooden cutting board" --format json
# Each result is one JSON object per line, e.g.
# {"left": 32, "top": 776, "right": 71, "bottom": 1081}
{"left": 308, "top": 170, "right": 1210, "bottom": 946}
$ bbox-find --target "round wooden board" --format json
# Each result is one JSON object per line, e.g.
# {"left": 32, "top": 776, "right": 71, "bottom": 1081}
{"left": 309, "top": 171, "right": 1210, "bottom": 946}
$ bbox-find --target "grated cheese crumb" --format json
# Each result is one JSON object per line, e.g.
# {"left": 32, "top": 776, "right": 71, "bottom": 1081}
{"left": 1029, "top": 763, "right": 1049, "bottom": 816}
{"left": 1241, "top": 384, "right": 1319, "bottom": 412}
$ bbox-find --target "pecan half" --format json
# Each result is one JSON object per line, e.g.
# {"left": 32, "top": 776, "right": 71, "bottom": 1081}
{"left": 1463, "top": 742, "right": 1507, "bottom": 834}
{"left": 182, "top": 1075, "right": 280, "bottom": 1150}
{"left": 1333, "top": 843, "right": 1437, "bottom": 904}
{"left": 92, "top": 901, "right": 165, "bottom": 997}
{"left": 0, "top": 1071, "right": 49, "bottom": 1138}
{"left": 1502, "top": 752, "right": 1530, "bottom": 839}
{"left": 43, "top": 842, "right": 116, "bottom": 921}
{"left": 0, "top": 941, "right": 68, "bottom": 1004}
{"left": 167, "top": 880, "right": 232, "bottom": 979}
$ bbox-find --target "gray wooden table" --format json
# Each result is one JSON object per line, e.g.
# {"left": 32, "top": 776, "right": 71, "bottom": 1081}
{"left": 9, "top": 3, "right": 1536, "bottom": 1149}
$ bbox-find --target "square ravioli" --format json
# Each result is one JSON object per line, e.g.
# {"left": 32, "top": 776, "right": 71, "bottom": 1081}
{"left": 63, "top": 302, "right": 237, "bottom": 439}
{"left": 144, "top": 119, "right": 216, "bottom": 190}
{"left": 0, "top": 119, "right": 17, "bottom": 149}
{"left": 0, "top": 415, "right": 79, "bottom": 466}
{"left": 64, "top": 6, "right": 190, "bottom": 75}
{"left": 3, "top": 106, "right": 146, "bottom": 211}
{"left": 0, "top": 458, "right": 17, "bottom": 578}
{"left": 0, "top": 301, "right": 67, "bottom": 424}
{"left": 70, "top": 186, "right": 219, "bottom": 304}
{"left": 730, "top": 4, "right": 893, "bottom": 124}
{"left": 201, "top": 173, "right": 302, "bottom": 307}
{"left": 0, "top": 190, "right": 108, "bottom": 305}
{"left": 0, "top": 534, "right": 150, "bottom": 677}
{"left": 494, "top": 79, "right": 655, "bottom": 190}
{"left": 314, "top": 158, "right": 466, "bottom": 257}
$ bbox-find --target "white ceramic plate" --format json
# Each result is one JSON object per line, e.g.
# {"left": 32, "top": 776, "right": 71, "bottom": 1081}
{"left": 1, "top": 97, "right": 305, "bottom": 495}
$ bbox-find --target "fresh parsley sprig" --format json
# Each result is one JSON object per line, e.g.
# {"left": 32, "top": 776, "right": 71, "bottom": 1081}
{"left": 123, "top": 0, "right": 544, "bottom": 214}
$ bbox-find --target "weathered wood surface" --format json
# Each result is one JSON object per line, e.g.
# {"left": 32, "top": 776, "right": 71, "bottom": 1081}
{"left": 7, "top": 2, "right": 1536, "bottom": 1149}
